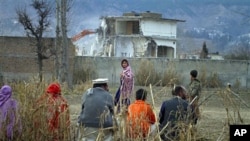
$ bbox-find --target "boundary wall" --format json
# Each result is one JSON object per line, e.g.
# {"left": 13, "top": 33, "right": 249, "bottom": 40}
{"left": 75, "top": 57, "right": 250, "bottom": 88}
{"left": 1, "top": 56, "right": 249, "bottom": 89}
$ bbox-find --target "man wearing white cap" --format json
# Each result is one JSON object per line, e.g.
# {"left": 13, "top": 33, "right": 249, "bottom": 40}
{"left": 77, "top": 78, "right": 114, "bottom": 141}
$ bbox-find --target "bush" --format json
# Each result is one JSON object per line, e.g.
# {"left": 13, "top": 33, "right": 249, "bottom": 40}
{"left": 233, "top": 78, "right": 241, "bottom": 92}
{"left": 206, "top": 72, "right": 223, "bottom": 88}
{"left": 73, "top": 67, "right": 97, "bottom": 84}
{"left": 199, "top": 68, "right": 207, "bottom": 88}
{"left": 198, "top": 68, "right": 223, "bottom": 88}
{"left": 161, "top": 63, "right": 181, "bottom": 86}
{"left": 135, "top": 60, "right": 160, "bottom": 86}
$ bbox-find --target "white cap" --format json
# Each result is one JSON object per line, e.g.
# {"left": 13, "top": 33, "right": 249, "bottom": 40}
{"left": 92, "top": 78, "right": 109, "bottom": 84}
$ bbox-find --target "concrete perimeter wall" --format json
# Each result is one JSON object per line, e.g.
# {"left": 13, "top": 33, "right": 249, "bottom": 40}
{"left": 75, "top": 57, "right": 250, "bottom": 88}
{"left": 1, "top": 56, "right": 249, "bottom": 89}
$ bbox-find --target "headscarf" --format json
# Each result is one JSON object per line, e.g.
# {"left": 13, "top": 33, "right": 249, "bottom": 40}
{"left": 121, "top": 59, "right": 134, "bottom": 99}
{"left": 0, "top": 85, "right": 20, "bottom": 139}
{"left": 46, "top": 82, "right": 61, "bottom": 98}
{"left": 0, "top": 85, "right": 12, "bottom": 107}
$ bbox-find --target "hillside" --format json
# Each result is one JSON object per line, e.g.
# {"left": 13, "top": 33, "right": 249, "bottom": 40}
{"left": 1, "top": 0, "right": 250, "bottom": 54}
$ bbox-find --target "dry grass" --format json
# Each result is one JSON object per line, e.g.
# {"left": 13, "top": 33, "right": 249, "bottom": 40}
{"left": 199, "top": 71, "right": 223, "bottom": 88}
{"left": 73, "top": 64, "right": 97, "bottom": 84}
{"left": 135, "top": 60, "right": 161, "bottom": 86}
{"left": 0, "top": 81, "right": 75, "bottom": 141}
{"left": 161, "top": 61, "right": 181, "bottom": 86}
{"left": 1, "top": 78, "right": 249, "bottom": 140}
{"left": 135, "top": 60, "right": 181, "bottom": 87}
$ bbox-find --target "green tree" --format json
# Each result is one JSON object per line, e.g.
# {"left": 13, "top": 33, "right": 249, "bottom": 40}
{"left": 200, "top": 41, "right": 208, "bottom": 59}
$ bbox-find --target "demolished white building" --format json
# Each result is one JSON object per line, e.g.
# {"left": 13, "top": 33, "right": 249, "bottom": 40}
{"left": 91, "top": 11, "right": 185, "bottom": 58}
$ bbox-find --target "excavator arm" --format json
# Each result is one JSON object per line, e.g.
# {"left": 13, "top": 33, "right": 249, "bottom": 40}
{"left": 71, "top": 29, "right": 96, "bottom": 42}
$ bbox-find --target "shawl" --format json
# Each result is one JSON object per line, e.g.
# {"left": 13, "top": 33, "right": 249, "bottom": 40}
{"left": 0, "top": 85, "right": 20, "bottom": 139}
{"left": 35, "top": 83, "right": 70, "bottom": 132}
{"left": 121, "top": 65, "right": 134, "bottom": 99}
{"left": 0, "top": 85, "right": 12, "bottom": 107}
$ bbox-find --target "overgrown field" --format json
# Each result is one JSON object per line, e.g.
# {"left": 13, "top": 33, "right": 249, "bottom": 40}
{"left": 69, "top": 85, "right": 250, "bottom": 141}
{"left": 2, "top": 81, "right": 250, "bottom": 141}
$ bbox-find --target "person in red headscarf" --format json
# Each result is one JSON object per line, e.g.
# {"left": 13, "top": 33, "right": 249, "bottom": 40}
{"left": 34, "top": 82, "right": 70, "bottom": 141}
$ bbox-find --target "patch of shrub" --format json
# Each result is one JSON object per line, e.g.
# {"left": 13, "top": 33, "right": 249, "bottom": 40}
{"left": 199, "top": 68, "right": 223, "bottom": 88}
{"left": 73, "top": 67, "right": 97, "bottom": 84}
{"left": 233, "top": 78, "right": 241, "bottom": 92}
{"left": 161, "top": 63, "right": 181, "bottom": 86}
{"left": 199, "top": 68, "right": 207, "bottom": 88}
{"left": 206, "top": 72, "right": 223, "bottom": 88}
{"left": 135, "top": 60, "right": 160, "bottom": 86}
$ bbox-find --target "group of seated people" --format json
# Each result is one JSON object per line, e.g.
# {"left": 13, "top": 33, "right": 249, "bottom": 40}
{"left": 126, "top": 85, "right": 198, "bottom": 140}
{"left": 78, "top": 78, "right": 199, "bottom": 141}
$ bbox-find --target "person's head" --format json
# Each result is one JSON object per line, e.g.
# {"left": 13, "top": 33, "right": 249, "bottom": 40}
{"left": 190, "top": 70, "right": 198, "bottom": 79}
{"left": 135, "top": 88, "right": 147, "bottom": 101}
{"left": 92, "top": 78, "right": 109, "bottom": 91}
{"left": 121, "top": 59, "right": 129, "bottom": 69}
{"left": 173, "top": 85, "right": 187, "bottom": 100}
{"left": 227, "top": 83, "right": 231, "bottom": 89}
{"left": 46, "top": 82, "right": 61, "bottom": 96}
{"left": 0, "top": 85, "right": 12, "bottom": 106}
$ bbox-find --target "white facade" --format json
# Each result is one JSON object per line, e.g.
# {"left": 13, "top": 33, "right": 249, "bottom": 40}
{"left": 141, "top": 20, "right": 177, "bottom": 38}
{"left": 92, "top": 12, "right": 184, "bottom": 58}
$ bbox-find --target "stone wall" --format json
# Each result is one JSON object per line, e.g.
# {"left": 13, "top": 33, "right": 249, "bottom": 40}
{"left": 0, "top": 36, "right": 75, "bottom": 82}
{"left": 75, "top": 57, "right": 250, "bottom": 88}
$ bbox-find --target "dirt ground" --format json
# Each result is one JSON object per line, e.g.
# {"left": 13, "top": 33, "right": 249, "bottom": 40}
{"left": 65, "top": 86, "right": 250, "bottom": 141}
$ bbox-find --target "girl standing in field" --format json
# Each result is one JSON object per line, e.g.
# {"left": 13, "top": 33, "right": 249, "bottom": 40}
{"left": 115, "top": 59, "right": 134, "bottom": 112}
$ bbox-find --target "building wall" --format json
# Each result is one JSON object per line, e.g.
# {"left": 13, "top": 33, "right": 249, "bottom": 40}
{"left": 138, "top": 19, "right": 178, "bottom": 58}
{"left": 0, "top": 36, "right": 75, "bottom": 82}
{"left": 74, "top": 57, "right": 250, "bottom": 88}
{"left": 114, "top": 37, "right": 134, "bottom": 57}
{"left": 141, "top": 20, "right": 177, "bottom": 37}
